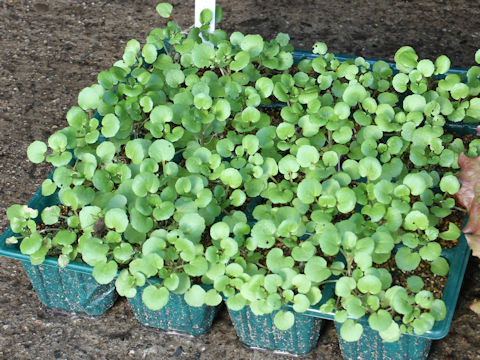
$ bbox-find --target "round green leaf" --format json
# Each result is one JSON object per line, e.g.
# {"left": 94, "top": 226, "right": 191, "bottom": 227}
{"left": 125, "top": 139, "right": 150, "bottom": 165}
{"left": 256, "top": 77, "right": 274, "bottom": 98}
{"left": 404, "top": 210, "right": 429, "bottom": 231}
{"left": 20, "top": 233, "right": 43, "bottom": 255}
{"left": 379, "top": 321, "right": 401, "bottom": 342}
{"left": 149, "top": 139, "right": 175, "bottom": 163}
{"left": 435, "top": 55, "right": 451, "bottom": 74}
{"left": 165, "top": 69, "right": 185, "bottom": 88}
{"left": 417, "top": 59, "right": 435, "bottom": 77}
{"left": 179, "top": 213, "right": 206, "bottom": 239}
{"left": 142, "top": 43, "right": 158, "bottom": 64}
{"left": 340, "top": 319, "right": 363, "bottom": 342}
{"left": 41, "top": 206, "right": 60, "bottom": 225}
{"left": 293, "top": 294, "right": 311, "bottom": 313}
{"left": 291, "top": 241, "right": 316, "bottom": 262}
{"left": 156, "top": 2, "right": 173, "bottom": 18}
{"left": 78, "top": 85, "right": 103, "bottom": 110}
{"left": 368, "top": 310, "right": 393, "bottom": 332}
{"left": 105, "top": 208, "right": 128, "bottom": 233}
{"left": 240, "top": 34, "right": 264, "bottom": 57}
{"left": 335, "top": 277, "right": 357, "bottom": 297}
{"left": 392, "top": 73, "right": 409, "bottom": 93}
{"left": 439, "top": 174, "right": 460, "bottom": 195}
{"left": 92, "top": 260, "right": 118, "bottom": 284}
{"left": 96, "top": 141, "right": 116, "bottom": 163}
{"left": 336, "top": 187, "right": 356, "bottom": 213}
{"left": 451, "top": 83, "right": 469, "bottom": 100}
{"left": 407, "top": 276, "right": 424, "bottom": 293}
{"left": 210, "top": 222, "right": 230, "bottom": 240}
{"left": 312, "top": 42, "right": 328, "bottom": 55}
{"left": 150, "top": 105, "right": 173, "bottom": 123}
{"left": 419, "top": 242, "right": 442, "bottom": 261}
{"left": 357, "top": 275, "right": 382, "bottom": 294}
{"left": 230, "top": 189, "right": 246, "bottom": 207}
{"left": 66, "top": 106, "right": 87, "bottom": 128}
{"left": 297, "top": 145, "right": 319, "bottom": 168}
{"left": 220, "top": 168, "right": 243, "bottom": 189}
{"left": 273, "top": 311, "right": 295, "bottom": 331}
{"left": 194, "top": 93, "right": 213, "bottom": 110}
{"left": 41, "top": 179, "right": 57, "bottom": 196}
{"left": 403, "top": 94, "right": 426, "bottom": 113}
{"left": 297, "top": 178, "right": 322, "bottom": 204}
{"left": 431, "top": 257, "right": 449, "bottom": 276}
{"left": 27, "top": 141, "right": 47, "bottom": 163}
{"left": 323, "top": 151, "right": 339, "bottom": 167}
{"left": 142, "top": 285, "right": 169, "bottom": 310}
{"left": 204, "top": 289, "right": 222, "bottom": 306}
{"left": 242, "top": 134, "right": 260, "bottom": 155}
{"left": 113, "top": 243, "right": 134, "bottom": 263}
{"left": 403, "top": 173, "right": 429, "bottom": 196}
{"left": 212, "top": 99, "right": 231, "bottom": 121}
{"left": 230, "top": 51, "right": 250, "bottom": 72}
{"left": 343, "top": 83, "right": 367, "bottom": 106}
{"left": 358, "top": 157, "right": 382, "bottom": 181}
{"left": 192, "top": 43, "right": 215, "bottom": 68}
{"left": 430, "top": 299, "right": 447, "bottom": 321}
{"left": 395, "top": 247, "right": 421, "bottom": 271}
{"left": 266, "top": 248, "right": 294, "bottom": 272}
{"left": 101, "top": 114, "right": 120, "bottom": 138}
{"left": 184, "top": 285, "right": 206, "bottom": 307}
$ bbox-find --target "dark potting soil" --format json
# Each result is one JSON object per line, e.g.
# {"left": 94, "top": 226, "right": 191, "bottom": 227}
{"left": 263, "top": 107, "right": 283, "bottom": 127}
{"left": 376, "top": 254, "right": 447, "bottom": 300}
{"left": 1, "top": 1, "right": 480, "bottom": 359}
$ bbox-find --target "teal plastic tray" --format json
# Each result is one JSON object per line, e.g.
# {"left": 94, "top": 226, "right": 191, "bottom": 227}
{"left": 335, "top": 318, "right": 431, "bottom": 360}
{"left": 22, "top": 260, "right": 116, "bottom": 316}
{"left": 228, "top": 306, "right": 324, "bottom": 355}
{"left": 0, "top": 183, "right": 117, "bottom": 315}
{"left": 292, "top": 49, "right": 468, "bottom": 75}
{"left": 227, "top": 282, "right": 335, "bottom": 355}
{"left": 0, "top": 48, "right": 474, "bottom": 346}
{"left": 286, "top": 50, "right": 472, "bottom": 343}
{"left": 0, "top": 178, "right": 99, "bottom": 276}
{"left": 128, "top": 281, "right": 220, "bottom": 335}
{"left": 302, "top": 225, "right": 470, "bottom": 341}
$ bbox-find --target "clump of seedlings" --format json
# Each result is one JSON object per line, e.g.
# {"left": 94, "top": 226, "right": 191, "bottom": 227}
{"left": 5, "top": 2, "right": 480, "bottom": 342}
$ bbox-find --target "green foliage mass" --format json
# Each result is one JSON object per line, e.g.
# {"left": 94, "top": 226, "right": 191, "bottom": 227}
{"left": 8, "top": 1, "right": 479, "bottom": 343}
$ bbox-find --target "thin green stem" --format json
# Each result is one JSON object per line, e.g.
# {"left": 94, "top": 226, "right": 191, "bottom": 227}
{"left": 38, "top": 228, "right": 64, "bottom": 234}
{"left": 269, "top": 175, "right": 278, "bottom": 184}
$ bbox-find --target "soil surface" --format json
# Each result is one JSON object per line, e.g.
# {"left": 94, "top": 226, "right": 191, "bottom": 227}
{"left": 1, "top": 1, "right": 480, "bottom": 359}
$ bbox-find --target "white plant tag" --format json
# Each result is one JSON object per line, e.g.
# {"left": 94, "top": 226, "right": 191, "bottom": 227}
{"left": 195, "top": 0, "right": 216, "bottom": 34}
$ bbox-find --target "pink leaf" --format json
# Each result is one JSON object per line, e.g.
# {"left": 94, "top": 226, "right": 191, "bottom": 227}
{"left": 463, "top": 195, "right": 480, "bottom": 234}
{"left": 466, "top": 233, "right": 480, "bottom": 258}
{"left": 470, "top": 299, "right": 480, "bottom": 316}
{"left": 456, "top": 152, "right": 480, "bottom": 258}
{"left": 456, "top": 153, "right": 480, "bottom": 210}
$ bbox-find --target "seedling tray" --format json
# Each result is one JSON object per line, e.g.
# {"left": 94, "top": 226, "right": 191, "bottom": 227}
{"left": 21, "top": 260, "right": 117, "bottom": 316}
{"left": 228, "top": 282, "right": 335, "bottom": 355}
{"left": 228, "top": 306, "right": 324, "bottom": 355}
{"left": 335, "top": 318, "right": 432, "bottom": 360}
{"left": 285, "top": 49, "right": 472, "bottom": 342}
{"left": 128, "top": 281, "right": 220, "bottom": 335}
{"left": 0, "top": 182, "right": 117, "bottom": 315}
{"left": 299, "top": 232, "right": 470, "bottom": 340}
{"left": 0, "top": 49, "right": 474, "bottom": 353}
